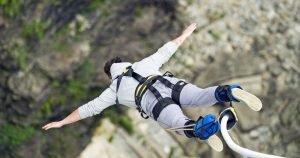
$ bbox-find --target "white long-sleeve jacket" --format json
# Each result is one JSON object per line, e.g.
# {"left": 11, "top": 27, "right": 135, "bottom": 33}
{"left": 78, "top": 42, "right": 178, "bottom": 119}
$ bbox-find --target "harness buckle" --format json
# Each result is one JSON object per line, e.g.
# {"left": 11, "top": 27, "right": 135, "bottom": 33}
{"left": 141, "top": 113, "right": 149, "bottom": 119}
{"left": 136, "top": 107, "right": 149, "bottom": 119}
{"left": 163, "top": 71, "right": 174, "bottom": 77}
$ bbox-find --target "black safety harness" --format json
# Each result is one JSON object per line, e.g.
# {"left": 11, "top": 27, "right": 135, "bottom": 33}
{"left": 115, "top": 66, "right": 188, "bottom": 120}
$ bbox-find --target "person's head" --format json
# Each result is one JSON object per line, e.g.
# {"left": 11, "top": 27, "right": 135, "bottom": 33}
{"left": 104, "top": 56, "right": 122, "bottom": 79}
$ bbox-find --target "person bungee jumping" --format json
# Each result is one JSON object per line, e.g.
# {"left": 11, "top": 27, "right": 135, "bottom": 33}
{"left": 42, "top": 23, "right": 262, "bottom": 140}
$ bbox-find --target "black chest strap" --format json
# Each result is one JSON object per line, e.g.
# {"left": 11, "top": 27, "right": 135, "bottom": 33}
{"left": 115, "top": 66, "right": 149, "bottom": 119}
{"left": 115, "top": 73, "right": 124, "bottom": 106}
{"left": 115, "top": 67, "right": 146, "bottom": 105}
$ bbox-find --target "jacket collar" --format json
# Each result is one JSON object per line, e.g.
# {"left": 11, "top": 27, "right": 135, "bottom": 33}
{"left": 110, "top": 62, "right": 132, "bottom": 80}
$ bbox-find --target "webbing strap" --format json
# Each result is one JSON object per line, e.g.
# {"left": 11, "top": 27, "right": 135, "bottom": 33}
{"left": 156, "top": 76, "right": 175, "bottom": 89}
{"left": 156, "top": 77, "right": 188, "bottom": 105}
{"left": 115, "top": 66, "right": 188, "bottom": 120}
{"left": 147, "top": 84, "right": 177, "bottom": 120}
{"left": 172, "top": 81, "right": 188, "bottom": 104}
{"left": 116, "top": 66, "right": 146, "bottom": 105}
{"left": 147, "top": 85, "right": 163, "bottom": 101}
{"left": 149, "top": 85, "right": 176, "bottom": 120}
{"left": 125, "top": 68, "right": 145, "bottom": 83}
{"left": 124, "top": 66, "right": 151, "bottom": 118}
{"left": 115, "top": 73, "right": 125, "bottom": 106}
{"left": 135, "top": 76, "right": 158, "bottom": 106}
{"left": 152, "top": 97, "right": 176, "bottom": 120}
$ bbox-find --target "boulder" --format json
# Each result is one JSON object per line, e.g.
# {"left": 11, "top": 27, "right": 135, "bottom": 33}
{"left": 37, "top": 41, "right": 90, "bottom": 78}
{"left": 8, "top": 71, "right": 48, "bottom": 100}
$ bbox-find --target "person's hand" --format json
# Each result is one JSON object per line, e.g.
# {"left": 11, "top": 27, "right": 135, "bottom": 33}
{"left": 181, "top": 23, "right": 197, "bottom": 38}
{"left": 42, "top": 121, "right": 64, "bottom": 130}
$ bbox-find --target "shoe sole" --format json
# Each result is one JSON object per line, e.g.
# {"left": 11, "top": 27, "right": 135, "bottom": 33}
{"left": 231, "top": 88, "right": 262, "bottom": 111}
{"left": 207, "top": 135, "right": 223, "bottom": 152}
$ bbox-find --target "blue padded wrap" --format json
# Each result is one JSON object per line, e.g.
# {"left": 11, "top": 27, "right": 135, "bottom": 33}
{"left": 215, "top": 85, "right": 242, "bottom": 103}
{"left": 214, "top": 89, "right": 223, "bottom": 103}
{"left": 193, "top": 114, "right": 220, "bottom": 140}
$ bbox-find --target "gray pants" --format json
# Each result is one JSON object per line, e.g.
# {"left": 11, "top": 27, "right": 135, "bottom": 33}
{"left": 140, "top": 77, "right": 218, "bottom": 136}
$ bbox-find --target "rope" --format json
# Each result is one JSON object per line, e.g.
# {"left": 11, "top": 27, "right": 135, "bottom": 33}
{"left": 220, "top": 115, "right": 286, "bottom": 158}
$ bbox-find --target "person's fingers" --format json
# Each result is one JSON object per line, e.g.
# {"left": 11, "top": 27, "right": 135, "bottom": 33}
{"left": 42, "top": 124, "right": 50, "bottom": 130}
{"left": 42, "top": 123, "right": 49, "bottom": 129}
{"left": 190, "top": 23, "right": 196, "bottom": 28}
{"left": 43, "top": 122, "right": 62, "bottom": 130}
{"left": 189, "top": 23, "right": 196, "bottom": 26}
{"left": 45, "top": 126, "right": 52, "bottom": 130}
{"left": 42, "top": 122, "right": 54, "bottom": 130}
{"left": 45, "top": 124, "right": 54, "bottom": 130}
{"left": 187, "top": 24, "right": 196, "bottom": 32}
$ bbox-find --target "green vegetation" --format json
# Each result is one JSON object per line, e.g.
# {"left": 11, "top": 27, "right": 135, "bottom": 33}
{"left": 168, "top": 147, "right": 175, "bottom": 158}
{"left": 85, "top": 0, "right": 116, "bottom": 17}
{"left": 0, "top": 0, "right": 23, "bottom": 18}
{"left": 65, "top": 60, "right": 96, "bottom": 102}
{"left": 86, "top": 0, "right": 108, "bottom": 12}
{"left": 22, "top": 20, "right": 48, "bottom": 41}
{"left": 75, "top": 60, "right": 95, "bottom": 83}
{"left": 42, "top": 61, "right": 96, "bottom": 114}
{"left": 42, "top": 101, "right": 52, "bottom": 115}
{"left": 14, "top": 46, "right": 28, "bottom": 70}
{"left": 207, "top": 10, "right": 226, "bottom": 21}
{"left": 0, "top": 124, "right": 36, "bottom": 149}
{"left": 65, "top": 80, "right": 87, "bottom": 102}
{"left": 108, "top": 135, "right": 114, "bottom": 143}
{"left": 52, "top": 29, "right": 74, "bottom": 54}
{"left": 53, "top": 39, "right": 71, "bottom": 53}
{"left": 119, "top": 115, "right": 134, "bottom": 135}
{"left": 208, "top": 29, "right": 221, "bottom": 40}
{"left": 49, "top": 0, "right": 61, "bottom": 6}
{"left": 41, "top": 95, "right": 67, "bottom": 115}
{"left": 103, "top": 107, "right": 135, "bottom": 135}
{"left": 8, "top": 45, "right": 28, "bottom": 70}
{"left": 135, "top": 5, "right": 144, "bottom": 17}
{"left": 51, "top": 80, "right": 60, "bottom": 88}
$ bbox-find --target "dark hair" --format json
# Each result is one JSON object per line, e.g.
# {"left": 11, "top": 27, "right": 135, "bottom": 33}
{"left": 104, "top": 56, "right": 122, "bottom": 78}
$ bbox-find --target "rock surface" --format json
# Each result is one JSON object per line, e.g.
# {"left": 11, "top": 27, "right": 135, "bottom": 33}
{"left": 161, "top": 0, "right": 300, "bottom": 157}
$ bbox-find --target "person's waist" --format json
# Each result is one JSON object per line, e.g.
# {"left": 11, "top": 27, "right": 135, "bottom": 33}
{"left": 134, "top": 75, "right": 161, "bottom": 106}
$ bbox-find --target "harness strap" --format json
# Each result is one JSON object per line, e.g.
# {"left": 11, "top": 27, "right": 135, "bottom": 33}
{"left": 156, "top": 76, "right": 188, "bottom": 105}
{"left": 156, "top": 76, "right": 175, "bottom": 89}
{"left": 115, "top": 66, "right": 188, "bottom": 120}
{"left": 147, "top": 84, "right": 177, "bottom": 120}
{"left": 152, "top": 97, "right": 176, "bottom": 120}
{"left": 172, "top": 81, "right": 188, "bottom": 104}
{"left": 128, "top": 69, "right": 145, "bottom": 83}
{"left": 134, "top": 76, "right": 158, "bottom": 106}
{"left": 115, "top": 73, "right": 125, "bottom": 105}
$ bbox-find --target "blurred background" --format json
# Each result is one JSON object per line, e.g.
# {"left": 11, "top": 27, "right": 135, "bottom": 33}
{"left": 0, "top": 0, "right": 299, "bottom": 157}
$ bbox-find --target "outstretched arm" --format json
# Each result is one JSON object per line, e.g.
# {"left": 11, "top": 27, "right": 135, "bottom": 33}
{"left": 172, "top": 23, "right": 197, "bottom": 47}
{"left": 42, "top": 109, "right": 81, "bottom": 130}
{"left": 42, "top": 88, "right": 116, "bottom": 130}
{"left": 133, "top": 23, "right": 197, "bottom": 70}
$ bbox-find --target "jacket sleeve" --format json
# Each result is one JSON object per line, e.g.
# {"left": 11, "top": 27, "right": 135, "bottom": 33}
{"left": 78, "top": 87, "right": 116, "bottom": 119}
{"left": 135, "top": 41, "right": 178, "bottom": 70}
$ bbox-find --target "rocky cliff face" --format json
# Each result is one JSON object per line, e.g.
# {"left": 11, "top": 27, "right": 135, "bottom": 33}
{"left": 164, "top": 0, "right": 300, "bottom": 157}
{"left": 0, "top": 0, "right": 299, "bottom": 158}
